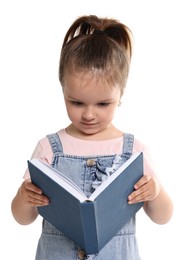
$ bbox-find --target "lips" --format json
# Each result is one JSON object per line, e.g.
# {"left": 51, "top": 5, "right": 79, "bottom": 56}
{"left": 81, "top": 122, "right": 97, "bottom": 127}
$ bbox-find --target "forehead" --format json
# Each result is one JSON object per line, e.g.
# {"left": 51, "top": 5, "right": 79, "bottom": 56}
{"left": 63, "top": 70, "right": 120, "bottom": 93}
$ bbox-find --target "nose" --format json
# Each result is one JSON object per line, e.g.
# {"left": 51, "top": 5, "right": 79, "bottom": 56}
{"left": 82, "top": 106, "right": 95, "bottom": 121}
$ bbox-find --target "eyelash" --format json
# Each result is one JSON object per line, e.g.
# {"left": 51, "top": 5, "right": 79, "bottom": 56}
{"left": 98, "top": 102, "right": 110, "bottom": 107}
{"left": 70, "top": 101, "right": 110, "bottom": 107}
{"left": 71, "top": 101, "right": 83, "bottom": 106}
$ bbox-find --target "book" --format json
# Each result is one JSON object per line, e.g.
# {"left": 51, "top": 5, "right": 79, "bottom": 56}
{"left": 28, "top": 152, "right": 144, "bottom": 254}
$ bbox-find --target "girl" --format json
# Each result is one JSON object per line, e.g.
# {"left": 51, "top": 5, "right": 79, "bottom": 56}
{"left": 11, "top": 15, "right": 173, "bottom": 260}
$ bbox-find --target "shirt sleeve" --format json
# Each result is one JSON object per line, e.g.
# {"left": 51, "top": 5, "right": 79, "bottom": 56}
{"left": 133, "top": 138, "right": 157, "bottom": 177}
{"left": 23, "top": 137, "right": 53, "bottom": 179}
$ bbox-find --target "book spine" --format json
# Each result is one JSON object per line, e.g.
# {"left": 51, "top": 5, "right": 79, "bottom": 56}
{"left": 80, "top": 202, "right": 99, "bottom": 254}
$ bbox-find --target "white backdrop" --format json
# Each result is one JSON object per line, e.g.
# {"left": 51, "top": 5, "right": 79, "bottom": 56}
{"left": 0, "top": 0, "right": 183, "bottom": 259}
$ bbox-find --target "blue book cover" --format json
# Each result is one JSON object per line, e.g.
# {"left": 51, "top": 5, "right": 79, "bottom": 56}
{"left": 28, "top": 152, "right": 143, "bottom": 254}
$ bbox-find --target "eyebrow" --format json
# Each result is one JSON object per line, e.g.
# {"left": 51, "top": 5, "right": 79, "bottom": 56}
{"left": 67, "top": 96, "right": 114, "bottom": 103}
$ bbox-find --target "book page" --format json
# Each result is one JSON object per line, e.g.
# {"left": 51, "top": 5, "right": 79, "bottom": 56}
{"left": 30, "top": 159, "right": 88, "bottom": 202}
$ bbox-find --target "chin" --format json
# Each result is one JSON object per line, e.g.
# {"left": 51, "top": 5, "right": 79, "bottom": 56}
{"left": 77, "top": 126, "right": 98, "bottom": 135}
{"left": 80, "top": 126, "right": 107, "bottom": 136}
{"left": 81, "top": 129, "right": 98, "bottom": 135}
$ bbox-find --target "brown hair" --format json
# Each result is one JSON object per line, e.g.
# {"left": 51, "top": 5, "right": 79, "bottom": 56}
{"left": 59, "top": 15, "right": 133, "bottom": 96}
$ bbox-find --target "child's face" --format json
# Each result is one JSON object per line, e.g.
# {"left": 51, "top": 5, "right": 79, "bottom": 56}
{"left": 63, "top": 71, "right": 121, "bottom": 136}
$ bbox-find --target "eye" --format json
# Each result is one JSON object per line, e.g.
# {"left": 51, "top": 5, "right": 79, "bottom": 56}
{"left": 71, "top": 101, "right": 84, "bottom": 106}
{"left": 97, "top": 102, "right": 110, "bottom": 107}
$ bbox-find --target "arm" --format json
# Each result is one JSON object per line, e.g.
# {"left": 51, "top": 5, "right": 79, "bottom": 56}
{"left": 128, "top": 175, "right": 173, "bottom": 224}
{"left": 11, "top": 179, "right": 49, "bottom": 225}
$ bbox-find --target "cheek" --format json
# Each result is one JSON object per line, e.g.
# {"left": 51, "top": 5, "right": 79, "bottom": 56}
{"left": 66, "top": 107, "right": 80, "bottom": 121}
{"left": 101, "top": 106, "right": 117, "bottom": 121}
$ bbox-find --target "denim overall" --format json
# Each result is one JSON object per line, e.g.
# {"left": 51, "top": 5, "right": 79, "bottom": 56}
{"left": 35, "top": 133, "right": 141, "bottom": 260}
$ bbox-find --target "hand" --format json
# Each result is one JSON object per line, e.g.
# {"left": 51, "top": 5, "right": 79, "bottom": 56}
{"left": 128, "top": 175, "right": 160, "bottom": 204}
{"left": 19, "top": 179, "right": 49, "bottom": 207}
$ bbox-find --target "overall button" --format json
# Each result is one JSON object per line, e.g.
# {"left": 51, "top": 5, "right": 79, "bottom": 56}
{"left": 86, "top": 159, "right": 96, "bottom": 167}
{"left": 77, "top": 249, "right": 87, "bottom": 259}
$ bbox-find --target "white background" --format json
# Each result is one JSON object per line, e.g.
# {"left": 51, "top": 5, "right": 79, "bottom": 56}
{"left": 0, "top": 0, "right": 183, "bottom": 259}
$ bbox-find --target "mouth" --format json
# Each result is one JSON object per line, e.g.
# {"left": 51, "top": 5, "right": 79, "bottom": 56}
{"left": 81, "top": 122, "right": 97, "bottom": 127}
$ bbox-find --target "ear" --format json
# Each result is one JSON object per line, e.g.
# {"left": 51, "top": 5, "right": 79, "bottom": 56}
{"left": 118, "top": 100, "right": 122, "bottom": 107}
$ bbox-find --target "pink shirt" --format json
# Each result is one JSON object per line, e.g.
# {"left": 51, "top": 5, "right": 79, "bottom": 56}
{"left": 24, "top": 129, "right": 156, "bottom": 178}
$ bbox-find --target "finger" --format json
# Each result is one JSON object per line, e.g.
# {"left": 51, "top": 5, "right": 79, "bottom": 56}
{"left": 27, "top": 195, "right": 50, "bottom": 206}
{"left": 134, "top": 175, "right": 151, "bottom": 190}
{"left": 24, "top": 190, "right": 50, "bottom": 206}
{"left": 128, "top": 191, "right": 151, "bottom": 204}
{"left": 128, "top": 182, "right": 156, "bottom": 204}
{"left": 128, "top": 182, "right": 148, "bottom": 201}
{"left": 25, "top": 181, "right": 43, "bottom": 194}
{"left": 27, "top": 198, "right": 49, "bottom": 207}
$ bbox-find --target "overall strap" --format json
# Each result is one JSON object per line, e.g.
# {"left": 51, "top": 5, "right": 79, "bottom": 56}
{"left": 122, "top": 133, "right": 134, "bottom": 158}
{"left": 46, "top": 133, "right": 64, "bottom": 155}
